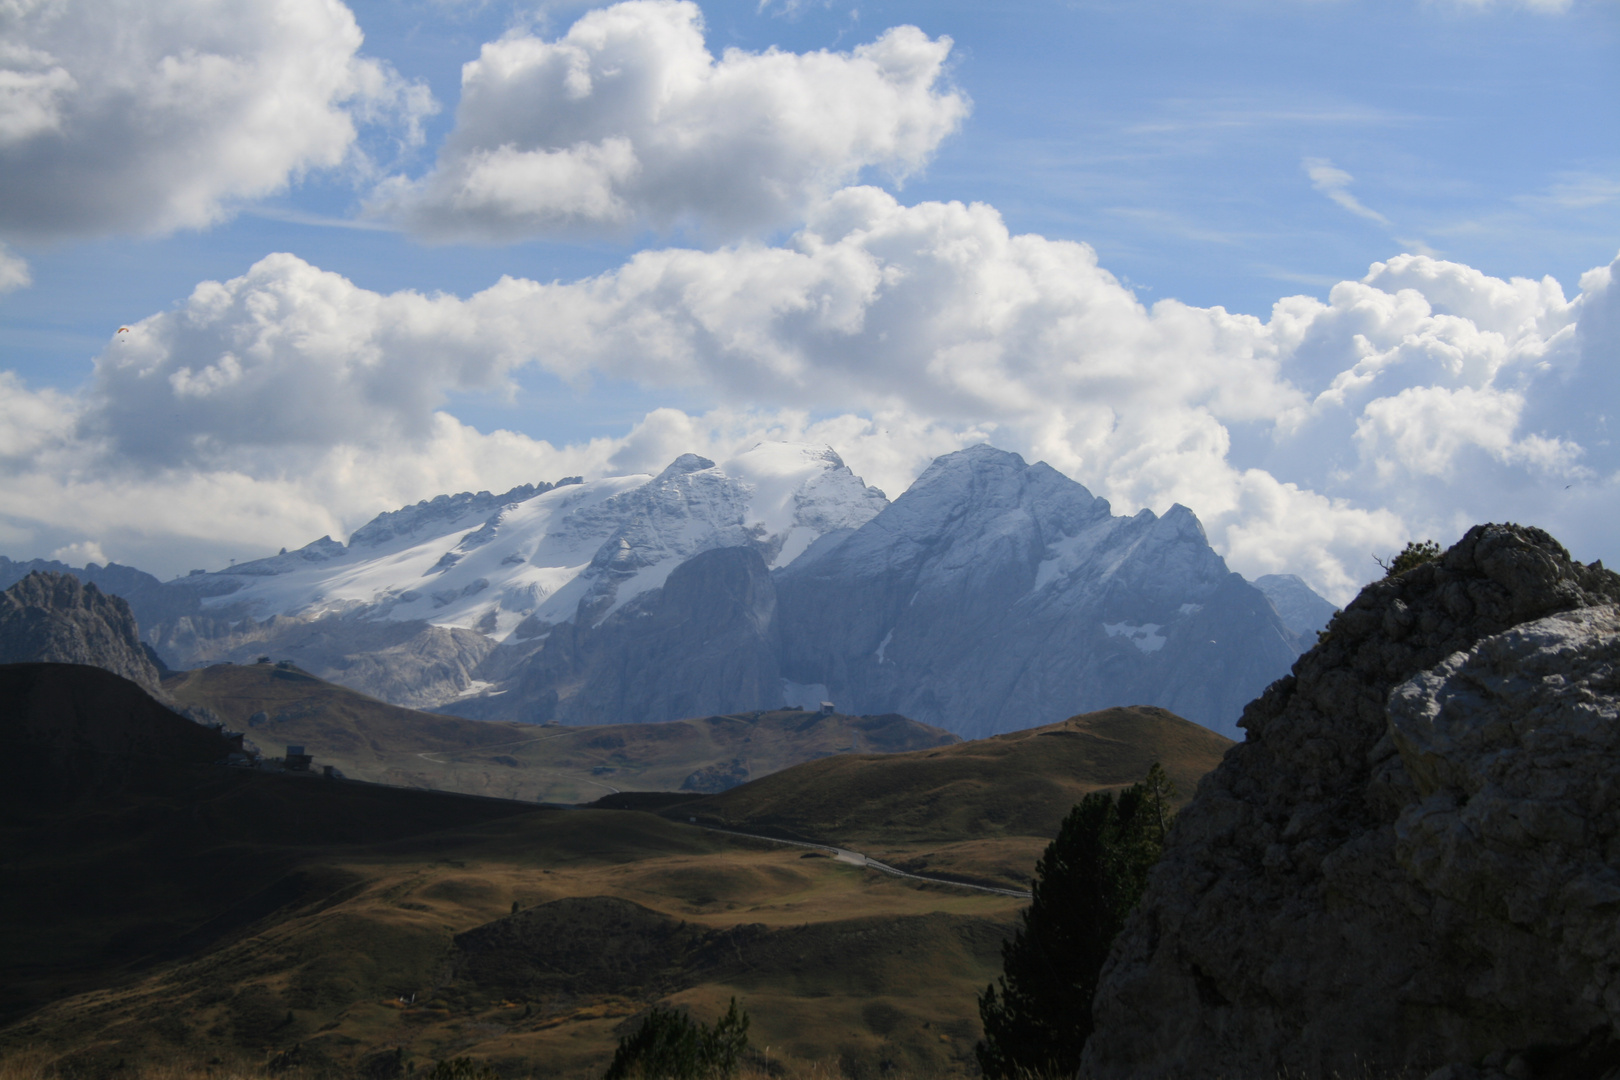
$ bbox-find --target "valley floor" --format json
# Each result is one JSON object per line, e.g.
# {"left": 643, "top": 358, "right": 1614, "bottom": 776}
{"left": 2, "top": 780, "right": 1019, "bottom": 1080}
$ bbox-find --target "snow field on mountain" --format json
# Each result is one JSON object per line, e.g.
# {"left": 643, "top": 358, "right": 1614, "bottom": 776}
{"left": 182, "top": 442, "right": 889, "bottom": 642}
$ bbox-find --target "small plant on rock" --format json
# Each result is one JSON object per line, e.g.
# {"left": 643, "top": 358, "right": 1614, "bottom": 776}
{"left": 1374, "top": 539, "right": 1441, "bottom": 579}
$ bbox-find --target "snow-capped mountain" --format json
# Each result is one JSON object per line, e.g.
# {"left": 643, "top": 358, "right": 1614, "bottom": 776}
{"left": 772, "top": 445, "right": 1302, "bottom": 738}
{"left": 450, "top": 445, "right": 1307, "bottom": 738}
{"left": 167, "top": 443, "right": 887, "bottom": 642}
{"left": 7, "top": 440, "right": 1326, "bottom": 738}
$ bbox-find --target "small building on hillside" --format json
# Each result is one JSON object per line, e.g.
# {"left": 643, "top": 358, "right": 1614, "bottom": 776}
{"left": 285, "top": 745, "right": 312, "bottom": 772}
{"left": 819, "top": 701, "right": 836, "bottom": 715}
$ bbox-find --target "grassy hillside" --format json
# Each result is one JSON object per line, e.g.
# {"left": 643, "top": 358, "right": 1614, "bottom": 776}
{"left": 4, "top": 667, "right": 1231, "bottom": 1078}
{"left": 1, "top": 664, "right": 1013, "bottom": 1079}
{"left": 162, "top": 662, "right": 957, "bottom": 803}
{"left": 596, "top": 706, "right": 1234, "bottom": 888}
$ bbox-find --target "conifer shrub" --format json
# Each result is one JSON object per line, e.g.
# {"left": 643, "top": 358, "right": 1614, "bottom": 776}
{"left": 976, "top": 764, "right": 1176, "bottom": 1079}
{"left": 1375, "top": 539, "right": 1442, "bottom": 578}
{"left": 602, "top": 998, "right": 749, "bottom": 1080}
{"left": 429, "top": 1058, "right": 500, "bottom": 1080}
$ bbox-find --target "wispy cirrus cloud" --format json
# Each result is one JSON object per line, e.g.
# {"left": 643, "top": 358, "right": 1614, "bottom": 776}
{"left": 1520, "top": 172, "right": 1620, "bottom": 210}
{"left": 1303, "top": 157, "right": 1392, "bottom": 225}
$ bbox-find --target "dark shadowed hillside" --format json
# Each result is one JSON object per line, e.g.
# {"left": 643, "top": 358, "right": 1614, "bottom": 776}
{"left": 1, "top": 664, "right": 1019, "bottom": 1077}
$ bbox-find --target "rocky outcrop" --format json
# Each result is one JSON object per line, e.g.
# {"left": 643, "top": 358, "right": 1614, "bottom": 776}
{"left": 0, "top": 556, "right": 201, "bottom": 656}
{"left": 1083, "top": 524, "right": 1620, "bottom": 1080}
{"left": 0, "top": 572, "right": 164, "bottom": 693}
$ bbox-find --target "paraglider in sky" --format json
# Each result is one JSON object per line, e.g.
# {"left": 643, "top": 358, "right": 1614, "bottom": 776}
{"left": 116, "top": 326, "right": 130, "bottom": 343}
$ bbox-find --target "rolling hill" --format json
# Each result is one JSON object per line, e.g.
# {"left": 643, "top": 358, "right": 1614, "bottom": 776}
{"left": 2, "top": 664, "right": 1232, "bottom": 1077}
{"left": 162, "top": 661, "right": 958, "bottom": 803}
{"left": 598, "top": 705, "right": 1234, "bottom": 889}
{"left": 0, "top": 663, "right": 1014, "bottom": 1078}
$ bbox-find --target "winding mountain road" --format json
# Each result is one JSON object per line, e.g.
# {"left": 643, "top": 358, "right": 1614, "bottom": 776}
{"left": 691, "top": 824, "right": 1032, "bottom": 900}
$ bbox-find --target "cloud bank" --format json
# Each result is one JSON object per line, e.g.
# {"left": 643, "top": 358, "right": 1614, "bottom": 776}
{"left": 4, "top": 186, "right": 1614, "bottom": 600}
{"left": 375, "top": 0, "right": 968, "bottom": 241}
{"left": 0, "top": 0, "right": 432, "bottom": 242}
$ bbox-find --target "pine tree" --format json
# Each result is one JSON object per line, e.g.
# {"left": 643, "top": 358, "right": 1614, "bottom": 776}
{"left": 976, "top": 764, "right": 1176, "bottom": 1078}
{"left": 602, "top": 998, "right": 749, "bottom": 1080}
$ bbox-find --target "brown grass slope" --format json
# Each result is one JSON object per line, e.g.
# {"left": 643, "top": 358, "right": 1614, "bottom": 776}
{"left": 1, "top": 664, "right": 1018, "bottom": 1080}
{"left": 603, "top": 706, "right": 1233, "bottom": 888}
{"left": 163, "top": 663, "right": 957, "bottom": 804}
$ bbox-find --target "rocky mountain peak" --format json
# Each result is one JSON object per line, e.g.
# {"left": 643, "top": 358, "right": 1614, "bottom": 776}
{"left": 0, "top": 571, "right": 164, "bottom": 694}
{"left": 1084, "top": 523, "right": 1620, "bottom": 1079}
{"left": 659, "top": 453, "right": 717, "bottom": 476}
{"left": 1252, "top": 572, "right": 1338, "bottom": 637}
{"left": 775, "top": 447, "right": 1295, "bottom": 738}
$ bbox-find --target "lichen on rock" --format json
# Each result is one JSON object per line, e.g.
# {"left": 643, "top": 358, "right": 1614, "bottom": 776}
{"left": 1082, "top": 523, "right": 1620, "bottom": 1080}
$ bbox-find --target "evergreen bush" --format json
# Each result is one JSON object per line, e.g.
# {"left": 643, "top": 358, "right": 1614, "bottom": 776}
{"left": 429, "top": 1058, "right": 500, "bottom": 1080}
{"left": 601, "top": 998, "right": 749, "bottom": 1080}
{"left": 1375, "top": 539, "right": 1442, "bottom": 578}
{"left": 976, "top": 763, "right": 1176, "bottom": 1079}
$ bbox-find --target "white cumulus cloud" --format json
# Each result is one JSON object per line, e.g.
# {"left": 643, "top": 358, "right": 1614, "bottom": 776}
{"left": 375, "top": 0, "right": 968, "bottom": 241}
{"left": 0, "top": 0, "right": 434, "bottom": 241}
{"left": 1, "top": 192, "right": 1615, "bottom": 600}
{"left": 51, "top": 539, "right": 107, "bottom": 566}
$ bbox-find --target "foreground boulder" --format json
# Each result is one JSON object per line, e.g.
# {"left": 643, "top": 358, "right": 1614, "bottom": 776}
{"left": 1084, "top": 524, "right": 1620, "bottom": 1080}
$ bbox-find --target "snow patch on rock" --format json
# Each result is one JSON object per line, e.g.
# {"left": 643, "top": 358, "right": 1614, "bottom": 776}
{"left": 1104, "top": 621, "right": 1166, "bottom": 653}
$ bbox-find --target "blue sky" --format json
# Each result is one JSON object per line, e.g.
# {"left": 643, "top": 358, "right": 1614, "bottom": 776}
{"left": 0, "top": 0, "right": 1616, "bottom": 597}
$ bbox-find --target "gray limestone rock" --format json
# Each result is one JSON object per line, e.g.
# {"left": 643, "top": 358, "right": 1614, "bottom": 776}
{"left": 0, "top": 571, "right": 164, "bottom": 694}
{"left": 1083, "top": 524, "right": 1620, "bottom": 1080}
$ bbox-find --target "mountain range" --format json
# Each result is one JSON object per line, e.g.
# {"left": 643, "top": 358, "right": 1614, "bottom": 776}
{"left": 0, "top": 442, "right": 1332, "bottom": 739}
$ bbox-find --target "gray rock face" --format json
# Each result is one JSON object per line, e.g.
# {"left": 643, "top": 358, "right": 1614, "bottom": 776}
{"left": 0, "top": 556, "right": 200, "bottom": 660}
{"left": 457, "top": 546, "right": 783, "bottom": 725}
{"left": 1084, "top": 524, "right": 1620, "bottom": 1080}
{"left": 774, "top": 445, "right": 1302, "bottom": 738}
{"left": 0, "top": 572, "right": 163, "bottom": 693}
{"left": 162, "top": 613, "right": 496, "bottom": 710}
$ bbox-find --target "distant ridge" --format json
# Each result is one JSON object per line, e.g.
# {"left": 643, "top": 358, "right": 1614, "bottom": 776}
{"left": 597, "top": 704, "right": 1232, "bottom": 847}
{"left": 162, "top": 660, "right": 958, "bottom": 804}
